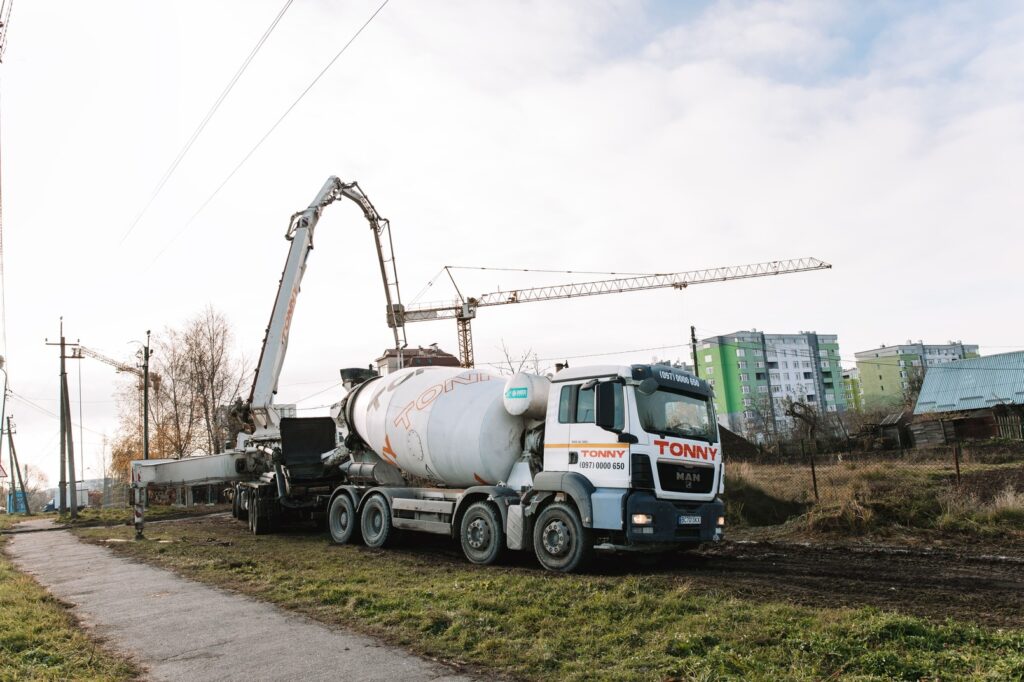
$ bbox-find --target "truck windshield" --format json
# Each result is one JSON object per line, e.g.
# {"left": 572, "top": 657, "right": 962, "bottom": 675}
{"left": 636, "top": 389, "right": 717, "bottom": 443}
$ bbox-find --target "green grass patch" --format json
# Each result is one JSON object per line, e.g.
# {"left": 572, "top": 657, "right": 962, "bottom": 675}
{"left": 55, "top": 504, "right": 230, "bottom": 528}
{"left": 0, "top": 529, "right": 140, "bottom": 681}
{"left": 75, "top": 519, "right": 1024, "bottom": 681}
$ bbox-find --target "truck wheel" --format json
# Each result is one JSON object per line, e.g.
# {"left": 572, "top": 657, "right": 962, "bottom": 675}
{"left": 532, "top": 502, "right": 593, "bottom": 573}
{"left": 460, "top": 501, "right": 505, "bottom": 565}
{"left": 238, "top": 490, "right": 249, "bottom": 522}
{"left": 360, "top": 495, "right": 393, "bottom": 548}
{"left": 328, "top": 494, "right": 358, "bottom": 545}
{"left": 252, "top": 499, "right": 269, "bottom": 535}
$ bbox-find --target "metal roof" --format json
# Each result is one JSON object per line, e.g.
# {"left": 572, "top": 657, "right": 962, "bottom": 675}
{"left": 913, "top": 351, "right": 1024, "bottom": 415}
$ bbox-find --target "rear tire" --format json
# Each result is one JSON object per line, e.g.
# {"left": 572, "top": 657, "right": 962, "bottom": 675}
{"left": 328, "top": 493, "right": 358, "bottom": 545}
{"left": 237, "top": 489, "right": 249, "bottom": 522}
{"left": 460, "top": 501, "right": 505, "bottom": 565}
{"left": 532, "top": 502, "right": 593, "bottom": 573}
{"left": 360, "top": 495, "right": 393, "bottom": 548}
{"left": 252, "top": 497, "right": 274, "bottom": 535}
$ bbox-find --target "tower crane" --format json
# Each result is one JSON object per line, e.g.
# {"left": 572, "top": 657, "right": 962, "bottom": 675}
{"left": 70, "top": 345, "right": 161, "bottom": 394}
{"left": 395, "top": 257, "right": 832, "bottom": 367}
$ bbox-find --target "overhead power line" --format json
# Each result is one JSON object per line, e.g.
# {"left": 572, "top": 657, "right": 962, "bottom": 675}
{"left": 150, "top": 0, "right": 391, "bottom": 266}
{"left": 120, "top": 0, "right": 295, "bottom": 245}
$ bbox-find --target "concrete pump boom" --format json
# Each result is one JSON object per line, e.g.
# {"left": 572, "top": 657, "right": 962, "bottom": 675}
{"left": 248, "top": 177, "right": 406, "bottom": 439}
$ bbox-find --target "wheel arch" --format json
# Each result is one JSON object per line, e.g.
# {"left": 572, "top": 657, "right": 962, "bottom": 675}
{"left": 528, "top": 472, "right": 596, "bottom": 528}
{"left": 452, "top": 486, "right": 518, "bottom": 539}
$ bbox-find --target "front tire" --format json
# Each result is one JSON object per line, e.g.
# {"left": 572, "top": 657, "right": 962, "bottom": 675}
{"left": 532, "top": 502, "right": 593, "bottom": 573}
{"left": 328, "top": 493, "right": 358, "bottom": 545}
{"left": 460, "top": 501, "right": 505, "bottom": 565}
{"left": 360, "top": 495, "right": 393, "bottom": 548}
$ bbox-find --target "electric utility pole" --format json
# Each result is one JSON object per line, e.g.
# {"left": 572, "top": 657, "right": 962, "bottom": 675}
{"left": 7, "top": 416, "right": 29, "bottom": 514}
{"left": 46, "top": 318, "right": 79, "bottom": 517}
{"left": 142, "top": 330, "right": 150, "bottom": 460}
{"left": 691, "top": 325, "right": 700, "bottom": 378}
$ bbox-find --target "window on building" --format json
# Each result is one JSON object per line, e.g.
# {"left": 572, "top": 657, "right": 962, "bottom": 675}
{"left": 743, "top": 398, "right": 752, "bottom": 407}
{"left": 758, "top": 385, "right": 768, "bottom": 394}
{"left": 772, "top": 386, "right": 782, "bottom": 394}
{"left": 802, "top": 361, "right": 810, "bottom": 368}
{"left": 754, "top": 350, "right": 763, "bottom": 357}
{"left": 741, "top": 386, "right": 751, "bottom": 394}
{"left": 704, "top": 354, "right": 712, "bottom": 363}
{"left": 736, "top": 349, "right": 745, "bottom": 357}
{"left": 706, "top": 366, "right": 714, "bottom": 375}
{"left": 744, "top": 410, "right": 754, "bottom": 419}
{"left": 756, "top": 361, "right": 765, "bottom": 369}
{"left": 740, "top": 373, "right": 750, "bottom": 382}
{"left": 820, "top": 361, "right": 829, "bottom": 370}
{"left": 738, "top": 361, "right": 747, "bottom": 369}
{"left": 781, "top": 361, "right": 789, "bottom": 369}
{"left": 755, "top": 372, "right": 766, "bottom": 381}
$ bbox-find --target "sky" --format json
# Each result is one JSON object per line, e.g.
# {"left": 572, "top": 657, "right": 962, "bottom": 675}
{"left": 1, "top": 0, "right": 1022, "bottom": 488}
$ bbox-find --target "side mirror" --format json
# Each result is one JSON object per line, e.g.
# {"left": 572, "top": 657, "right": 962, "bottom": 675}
{"left": 595, "top": 382, "right": 618, "bottom": 432}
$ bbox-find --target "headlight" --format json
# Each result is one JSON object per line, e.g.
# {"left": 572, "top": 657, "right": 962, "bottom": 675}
{"left": 716, "top": 516, "right": 726, "bottom": 527}
{"left": 631, "top": 513, "right": 653, "bottom": 526}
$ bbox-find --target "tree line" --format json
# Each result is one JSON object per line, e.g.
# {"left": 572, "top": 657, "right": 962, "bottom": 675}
{"left": 109, "top": 307, "right": 249, "bottom": 480}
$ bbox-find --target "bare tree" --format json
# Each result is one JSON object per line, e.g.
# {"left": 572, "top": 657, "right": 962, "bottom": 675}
{"left": 185, "top": 307, "right": 249, "bottom": 454}
{"left": 901, "top": 366, "right": 926, "bottom": 408}
{"left": 155, "top": 327, "right": 201, "bottom": 457}
{"left": 744, "top": 395, "right": 782, "bottom": 448}
{"left": 491, "top": 340, "right": 546, "bottom": 376}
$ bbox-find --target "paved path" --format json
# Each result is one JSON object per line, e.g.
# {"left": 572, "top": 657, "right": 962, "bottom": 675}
{"left": 6, "top": 520, "right": 472, "bottom": 681}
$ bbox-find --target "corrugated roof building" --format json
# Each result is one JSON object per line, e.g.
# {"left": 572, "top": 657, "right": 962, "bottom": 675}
{"left": 911, "top": 351, "right": 1024, "bottom": 444}
{"left": 914, "top": 351, "right": 1024, "bottom": 415}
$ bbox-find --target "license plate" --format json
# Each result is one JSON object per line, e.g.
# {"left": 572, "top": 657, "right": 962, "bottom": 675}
{"left": 678, "top": 515, "right": 702, "bottom": 525}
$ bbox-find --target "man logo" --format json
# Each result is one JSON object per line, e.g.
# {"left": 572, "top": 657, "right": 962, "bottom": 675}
{"left": 676, "top": 470, "right": 700, "bottom": 483}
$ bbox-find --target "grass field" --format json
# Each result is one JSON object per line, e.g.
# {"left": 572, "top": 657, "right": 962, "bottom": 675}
{"left": 0, "top": 515, "right": 141, "bottom": 681}
{"left": 76, "top": 517, "right": 1024, "bottom": 681}
{"left": 727, "top": 457, "right": 1024, "bottom": 539}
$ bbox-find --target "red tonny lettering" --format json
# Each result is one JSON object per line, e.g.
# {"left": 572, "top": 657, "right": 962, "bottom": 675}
{"left": 580, "top": 449, "right": 626, "bottom": 458}
{"left": 653, "top": 439, "right": 718, "bottom": 461}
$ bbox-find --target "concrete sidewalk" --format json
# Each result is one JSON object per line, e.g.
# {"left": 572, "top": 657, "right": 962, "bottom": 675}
{"left": 6, "top": 521, "right": 472, "bottom": 681}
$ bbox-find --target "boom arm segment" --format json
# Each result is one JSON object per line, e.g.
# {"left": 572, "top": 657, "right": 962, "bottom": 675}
{"left": 249, "top": 177, "right": 406, "bottom": 438}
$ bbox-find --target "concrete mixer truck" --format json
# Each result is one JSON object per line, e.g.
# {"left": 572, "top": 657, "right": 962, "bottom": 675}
{"left": 323, "top": 362, "right": 724, "bottom": 572}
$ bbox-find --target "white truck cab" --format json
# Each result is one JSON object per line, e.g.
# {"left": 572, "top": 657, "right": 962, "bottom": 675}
{"left": 530, "top": 364, "right": 724, "bottom": 559}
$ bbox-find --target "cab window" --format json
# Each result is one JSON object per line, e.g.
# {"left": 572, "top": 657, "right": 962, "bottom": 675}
{"left": 558, "top": 382, "right": 624, "bottom": 430}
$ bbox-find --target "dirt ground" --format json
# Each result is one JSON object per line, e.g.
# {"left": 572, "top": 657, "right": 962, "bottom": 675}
{"left": 682, "top": 541, "right": 1024, "bottom": 629}
{"left": 263, "top": 518, "right": 1024, "bottom": 630}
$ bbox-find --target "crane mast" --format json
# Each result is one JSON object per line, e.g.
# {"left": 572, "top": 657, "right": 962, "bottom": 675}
{"left": 248, "top": 177, "right": 406, "bottom": 439}
{"left": 400, "top": 257, "right": 832, "bottom": 367}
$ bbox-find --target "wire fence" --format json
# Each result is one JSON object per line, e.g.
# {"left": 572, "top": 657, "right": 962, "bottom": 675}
{"left": 725, "top": 440, "right": 1024, "bottom": 528}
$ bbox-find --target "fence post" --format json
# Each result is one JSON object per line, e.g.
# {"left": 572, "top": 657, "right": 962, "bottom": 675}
{"left": 803, "top": 439, "right": 819, "bottom": 503}
{"left": 953, "top": 441, "right": 962, "bottom": 486}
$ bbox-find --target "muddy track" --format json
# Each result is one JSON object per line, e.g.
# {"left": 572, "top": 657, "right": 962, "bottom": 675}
{"left": 115, "top": 516, "right": 1024, "bottom": 629}
{"left": 673, "top": 542, "right": 1024, "bottom": 628}
{"left": 387, "top": 532, "right": 1024, "bottom": 628}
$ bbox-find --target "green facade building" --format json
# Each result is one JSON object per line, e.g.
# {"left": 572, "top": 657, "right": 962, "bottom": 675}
{"left": 696, "top": 330, "right": 845, "bottom": 440}
{"left": 854, "top": 341, "right": 979, "bottom": 409}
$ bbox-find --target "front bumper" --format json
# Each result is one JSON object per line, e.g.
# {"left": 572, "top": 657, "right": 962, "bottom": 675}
{"left": 625, "top": 491, "right": 724, "bottom": 545}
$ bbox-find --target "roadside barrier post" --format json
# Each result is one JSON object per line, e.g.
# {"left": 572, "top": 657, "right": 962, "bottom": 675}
{"left": 133, "top": 484, "right": 145, "bottom": 541}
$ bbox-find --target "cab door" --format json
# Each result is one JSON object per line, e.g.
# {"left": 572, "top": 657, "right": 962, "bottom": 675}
{"left": 567, "top": 382, "right": 629, "bottom": 488}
